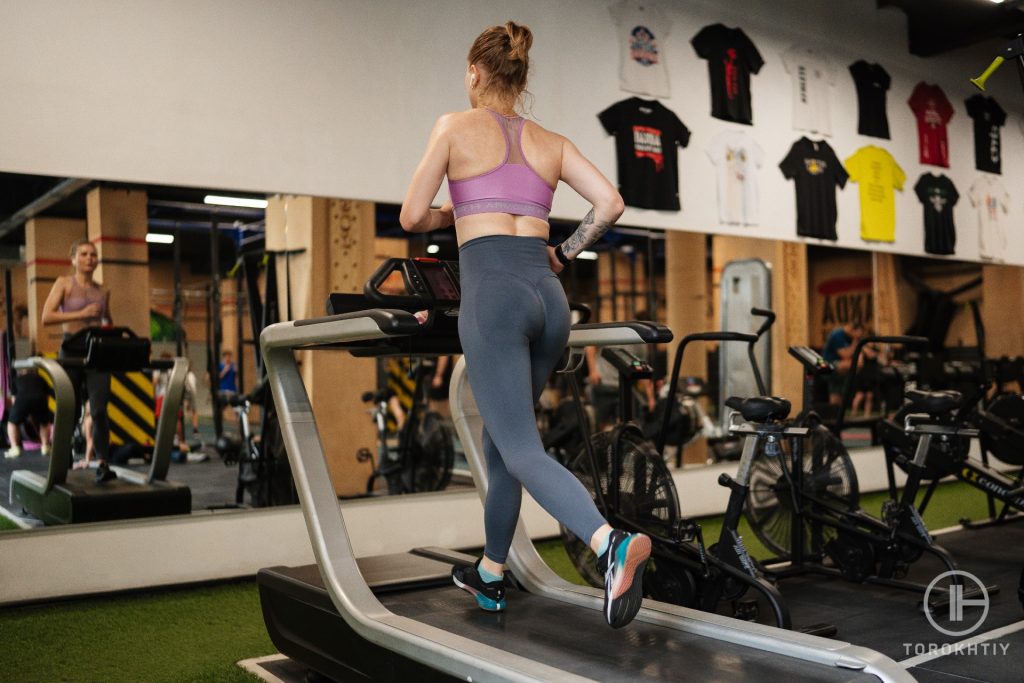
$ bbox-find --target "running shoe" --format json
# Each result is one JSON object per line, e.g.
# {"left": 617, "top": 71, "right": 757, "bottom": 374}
{"left": 599, "top": 530, "right": 651, "bottom": 628}
{"left": 95, "top": 462, "right": 118, "bottom": 483}
{"left": 452, "top": 559, "right": 506, "bottom": 612}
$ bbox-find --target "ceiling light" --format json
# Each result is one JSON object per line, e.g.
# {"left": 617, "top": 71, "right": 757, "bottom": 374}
{"left": 204, "top": 194, "right": 269, "bottom": 209}
{"left": 426, "top": 244, "right": 440, "bottom": 254}
{"left": 577, "top": 250, "right": 598, "bottom": 260}
{"left": 146, "top": 233, "right": 174, "bottom": 244}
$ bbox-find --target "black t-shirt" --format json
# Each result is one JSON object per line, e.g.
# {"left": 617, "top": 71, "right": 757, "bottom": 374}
{"left": 964, "top": 94, "right": 1006, "bottom": 174}
{"left": 598, "top": 97, "right": 691, "bottom": 211}
{"left": 779, "top": 137, "right": 848, "bottom": 241}
{"left": 914, "top": 173, "right": 959, "bottom": 256}
{"left": 849, "top": 60, "right": 891, "bottom": 139}
{"left": 691, "top": 23, "right": 764, "bottom": 125}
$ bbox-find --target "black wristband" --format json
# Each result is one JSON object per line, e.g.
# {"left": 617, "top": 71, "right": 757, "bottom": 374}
{"left": 554, "top": 244, "right": 572, "bottom": 267}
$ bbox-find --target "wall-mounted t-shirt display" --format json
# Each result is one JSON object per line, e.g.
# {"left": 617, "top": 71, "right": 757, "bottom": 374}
{"left": 691, "top": 23, "right": 764, "bottom": 125}
{"left": 913, "top": 174, "right": 958, "bottom": 256}
{"left": 781, "top": 45, "right": 834, "bottom": 136}
{"left": 705, "top": 130, "right": 763, "bottom": 225}
{"left": 908, "top": 82, "right": 954, "bottom": 168}
{"left": 845, "top": 145, "right": 905, "bottom": 243}
{"left": 778, "top": 137, "right": 847, "bottom": 241}
{"left": 848, "top": 60, "right": 891, "bottom": 139}
{"left": 598, "top": 97, "right": 690, "bottom": 210}
{"left": 609, "top": 0, "right": 671, "bottom": 98}
{"left": 969, "top": 175, "right": 1011, "bottom": 260}
{"left": 964, "top": 94, "right": 1006, "bottom": 175}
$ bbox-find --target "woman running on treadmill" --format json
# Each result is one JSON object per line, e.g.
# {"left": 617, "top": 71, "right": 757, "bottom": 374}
{"left": 400, "top": 21, "right": 650, "bottom": 629}
{"left": 41, "top": 238, "right": 116, "bottom": 483}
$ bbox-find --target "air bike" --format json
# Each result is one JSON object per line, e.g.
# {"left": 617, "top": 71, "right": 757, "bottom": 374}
{"left": 556, "top": 308, "right": 834, "bottom": 634}
{"left": 256, "top": 257, "right": 909, "bottom": 682}
{"left": 744, "top": 332, "right": 989, "bottom": 611}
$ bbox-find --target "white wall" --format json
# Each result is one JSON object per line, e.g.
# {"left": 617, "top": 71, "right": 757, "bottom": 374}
{"left": 1, "top": 0, "right": 1022, "bottom": 263}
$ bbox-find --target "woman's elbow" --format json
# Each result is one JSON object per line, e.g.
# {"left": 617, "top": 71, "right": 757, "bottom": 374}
{"left": 399, "top": 206, "right": 425, "bottom": 233}
{"left": 599, "top": 192, "right": 624, "bottom": 223}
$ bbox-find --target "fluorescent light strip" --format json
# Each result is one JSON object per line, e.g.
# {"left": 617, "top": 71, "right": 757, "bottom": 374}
{"left": 204, "top": 194, "right": 269, "bottom": 209}
{"left": 146, "top": 233, "right": 175, "bottom": 244}
{"left": 576, "top": 250, "right": 598, "bottom": 261}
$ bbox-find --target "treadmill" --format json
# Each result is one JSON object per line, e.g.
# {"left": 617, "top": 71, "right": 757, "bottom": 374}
{"left": 258, "top": 257, "right": 911, "bottom": 682}
{"left": 9, "top": 335, "right": 191, "bottom": 525}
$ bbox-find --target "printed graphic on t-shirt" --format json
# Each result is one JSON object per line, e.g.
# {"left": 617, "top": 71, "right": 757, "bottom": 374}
{"left": 633, "top": 125, "right": 664, "bottom": 170}
{"left": 630, "top": 26, "right": 658, "bottom": 66}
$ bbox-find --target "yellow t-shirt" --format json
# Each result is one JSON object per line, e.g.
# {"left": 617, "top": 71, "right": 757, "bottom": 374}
{"left": 844, "top": 146, "right": 905, "bottom": 242}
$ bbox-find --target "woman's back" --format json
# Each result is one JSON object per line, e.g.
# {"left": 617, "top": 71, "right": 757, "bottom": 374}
{"left": 447, "top": 108, "right": 563, "bottom": 243}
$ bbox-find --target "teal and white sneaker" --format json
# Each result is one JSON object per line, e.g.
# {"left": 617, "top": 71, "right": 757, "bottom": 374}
{"left": 599, "top": 530, "right": 651, "bottom": 628}
{"left": 452, "top": 559, "right": 506, "bottom": 612}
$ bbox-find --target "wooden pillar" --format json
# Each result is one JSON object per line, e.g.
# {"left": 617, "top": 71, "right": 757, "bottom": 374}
{"left": 771, "top": 241, "right": 809, "bottom": 408}
{"left": 26, "top": 217, "right": 86, "bottom": 355}
{"left": 872, "top": 253, "right": 904, "bottom": 337}
{"left": 86, "top": 187, "right": 150, "bottom": 337}
{"left": 982, "top": 264, "right": 1024, "bottom": 358}
{"left": 265, "top": 195, "right": 377, "bottom": 497}
{"left": 597, "top": 249, "right": 646, "bottom": 322}
{"left": 664, "top": 231, "right": 709, "bottom": 464}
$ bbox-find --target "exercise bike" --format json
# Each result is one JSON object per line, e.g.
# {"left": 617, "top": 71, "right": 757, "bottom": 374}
{"left": 886, "top": 301, "right": 1024, "bottom": 528}
{"left": 559, "top": 309, "right": 832, "bottom": 632}
{"left": 745, "top": 336, "right": 982, "bottom": 611}
{"left": 356, "top": 354, "right": 455, "bottom": 497}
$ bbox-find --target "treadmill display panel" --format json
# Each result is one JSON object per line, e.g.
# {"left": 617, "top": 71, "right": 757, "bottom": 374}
{"left": 419, "top": 262, "right": 459, "bottom": 302}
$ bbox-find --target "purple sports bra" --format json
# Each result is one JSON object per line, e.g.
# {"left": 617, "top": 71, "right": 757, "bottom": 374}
{"left": 449, "top": 110, "right": 555, "bottom": 221}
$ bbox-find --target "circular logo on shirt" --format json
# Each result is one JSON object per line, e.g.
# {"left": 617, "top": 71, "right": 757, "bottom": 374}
{"left": 630, "top": 26, "right": 659, "bottom": 66}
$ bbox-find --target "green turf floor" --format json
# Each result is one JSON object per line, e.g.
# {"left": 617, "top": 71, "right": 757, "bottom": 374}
{"left": 0, "top": 480, "right": 1007, "bottom": 681}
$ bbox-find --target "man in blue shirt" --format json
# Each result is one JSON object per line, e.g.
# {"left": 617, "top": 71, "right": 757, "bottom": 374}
{"left": 822, "top": 322, "right": 865, "bottom": 405}
{"left": 218, "top": 349, "right": 238, "bottom": 395}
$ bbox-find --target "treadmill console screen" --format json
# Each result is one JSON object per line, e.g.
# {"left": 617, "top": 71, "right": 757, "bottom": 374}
{"left": 418, "top": 261, "right": 459, "bottom": 302}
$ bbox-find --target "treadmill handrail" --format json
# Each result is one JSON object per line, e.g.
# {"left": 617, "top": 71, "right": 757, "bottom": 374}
{"left": 12, "top": 358, "right": 76, "bottom": 492}
{"left": 148, "top": 357, "right": 189, "bottom": 483}
{"left": 260, "top": 318, "right": 591, "bottom": 682}
{"left": 567, "top": 321, "right": 673, "bottom": 347}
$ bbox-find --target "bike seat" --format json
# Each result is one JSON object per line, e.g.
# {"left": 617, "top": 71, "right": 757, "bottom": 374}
{"left": 725, "top": 396, "right": 791, "bottom": 423}
{"left": 904, "top": 389, "right": 962, "bottom": 416}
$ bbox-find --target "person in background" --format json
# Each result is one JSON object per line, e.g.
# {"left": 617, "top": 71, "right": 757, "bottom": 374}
{"left": 218, "top": 349, "right": 238, "bottom": 395}
{"left": 822, "top": 321, "right": 867, "bottom": 406}
{"left": 4, "top": 370, "right": 52, "bottom": 459}
{"left": 40, "top": 238, "right": 115, "bottom": 482}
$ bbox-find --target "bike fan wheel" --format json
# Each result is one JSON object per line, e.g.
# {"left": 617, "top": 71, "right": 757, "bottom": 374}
{"left": 561, "top": 424, "right": 680, "bottom": 588}
{"left": 745, "top": 422, "right": 859, "bottom": 558}
{"left": 409, "top": 412, "right": 455, "bottom": 492}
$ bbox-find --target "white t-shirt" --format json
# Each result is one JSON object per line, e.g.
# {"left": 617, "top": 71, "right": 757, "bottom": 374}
{"left": 968, "top": 175, "right": 1010, "bottom": 260}
{"left": 705, "top": 130, "right": 764, "bottom": 225}
{"left": 609, "top": 0, "right": 671, "bottom": 98}
{"left": 782, "top": 45, "right": 834, "bottom": 136}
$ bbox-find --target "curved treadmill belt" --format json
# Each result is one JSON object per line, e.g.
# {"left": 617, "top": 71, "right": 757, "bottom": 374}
{"left": 264, "top": 555, "right": 875, "bottom": 683}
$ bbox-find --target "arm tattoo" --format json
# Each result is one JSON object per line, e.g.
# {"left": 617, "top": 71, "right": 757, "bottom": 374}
{"left": 559, "top": 209, "right": 612, "bottom": 259}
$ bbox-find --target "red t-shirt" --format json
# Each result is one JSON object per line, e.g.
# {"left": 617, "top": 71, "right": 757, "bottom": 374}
{"left": 908, "top": 82, "right": 954, "bottom": 167}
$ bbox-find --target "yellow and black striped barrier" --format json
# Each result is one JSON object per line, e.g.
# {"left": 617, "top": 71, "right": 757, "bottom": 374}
{"left": 40, "top": 365, "right": 155, "bottom": 447}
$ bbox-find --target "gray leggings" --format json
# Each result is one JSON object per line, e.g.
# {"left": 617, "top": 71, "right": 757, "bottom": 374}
{"left": 458, "top": 235, "right": 606, "bottom": 564}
